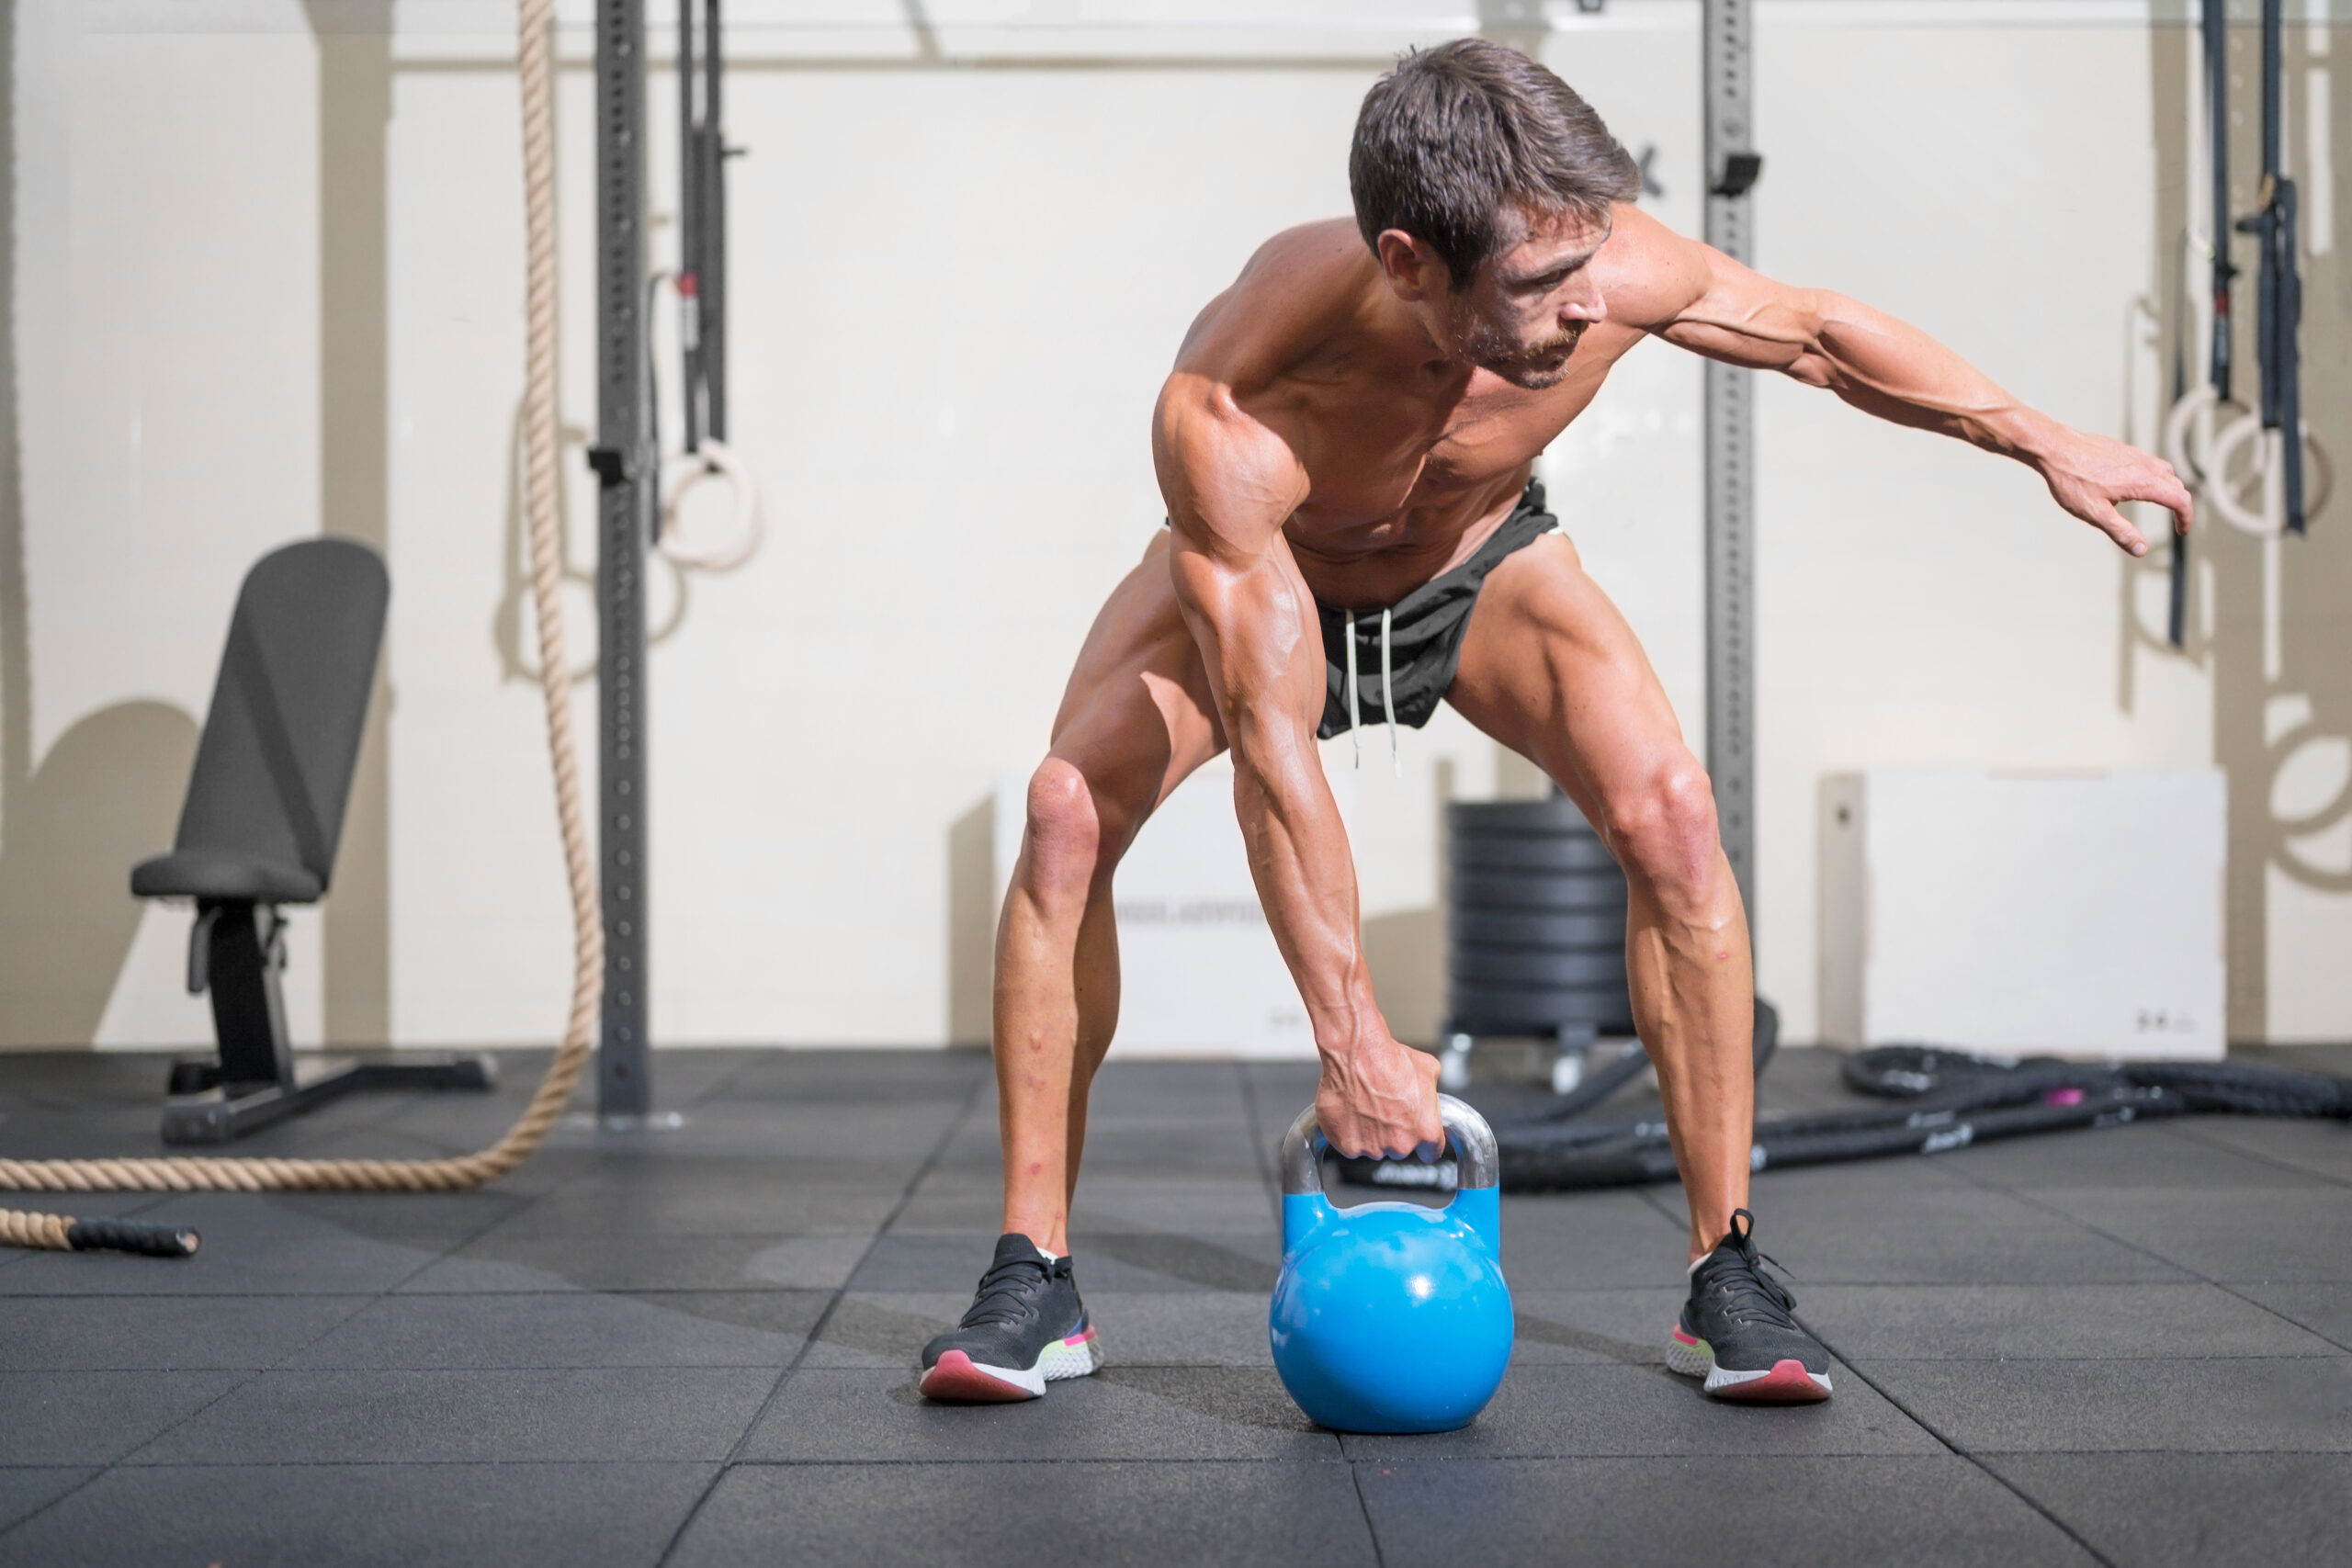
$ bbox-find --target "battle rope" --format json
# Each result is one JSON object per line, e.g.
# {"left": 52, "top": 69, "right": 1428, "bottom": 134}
{"left": 0, "top": 0, "right": 599, "bottom": 1257}
{"left": 1337, "top": 1033, "right": 2352, "bottom": 1196}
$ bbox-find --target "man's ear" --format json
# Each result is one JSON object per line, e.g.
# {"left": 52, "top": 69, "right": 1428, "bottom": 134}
{"left": 1374, "top": 230, "right": 1444, "bottom": 303}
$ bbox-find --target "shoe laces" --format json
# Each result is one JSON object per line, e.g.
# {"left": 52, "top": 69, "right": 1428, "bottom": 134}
{"left": 1699, "top": 1209, "right": 1802, "bottom": 1332}
{"left": 957, "top": 1253, "right": 1059, "bottom": 1330}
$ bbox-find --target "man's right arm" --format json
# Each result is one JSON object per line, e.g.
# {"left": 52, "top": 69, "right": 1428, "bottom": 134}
{"left": 1152, "top": 371, "right": 1442, "bottom": 1160}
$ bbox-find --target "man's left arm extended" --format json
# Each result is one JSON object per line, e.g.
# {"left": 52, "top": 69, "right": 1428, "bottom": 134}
{"left": 1631, "top": 219, "right": 2193, "bottom": 555}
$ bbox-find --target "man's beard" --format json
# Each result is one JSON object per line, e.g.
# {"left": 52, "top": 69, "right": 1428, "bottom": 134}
{"left": 1457, "top": 313, "right": 1586, "bottom": 389}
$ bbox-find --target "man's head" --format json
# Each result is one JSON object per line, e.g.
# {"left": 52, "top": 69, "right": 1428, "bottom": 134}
{"left": 1350, "top": 39, "right": 1639, "bottom": 387}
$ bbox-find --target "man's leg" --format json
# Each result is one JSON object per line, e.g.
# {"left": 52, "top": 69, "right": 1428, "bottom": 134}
{"left": 995, "top": 531, "right": 1226, "bottom": 1255}
{"left": 922, "top": 536, "right": 1225, "bottom": 1402}
{"left": 1446, "top": 532, "right": 1754, "bottom": 1264}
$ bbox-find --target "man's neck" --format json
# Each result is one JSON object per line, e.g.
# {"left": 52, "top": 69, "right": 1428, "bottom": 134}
{"left": 1354, "top": 272, "right": 1470, "bottom": 394}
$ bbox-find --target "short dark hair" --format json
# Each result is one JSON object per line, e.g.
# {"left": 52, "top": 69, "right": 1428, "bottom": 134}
{"left": 1350, "top": 39, "right": 1640, "bottom": 288}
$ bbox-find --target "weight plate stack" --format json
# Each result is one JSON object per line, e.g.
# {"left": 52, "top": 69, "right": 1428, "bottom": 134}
{"left": 1446, "top": 798, "right": 1634, "bottom": 1037}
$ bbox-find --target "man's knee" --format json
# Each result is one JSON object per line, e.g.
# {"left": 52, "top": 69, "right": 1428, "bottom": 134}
{"left": 1021, "top": 758, "right": 1124, "bottom": 907}
{"left": 1603, "top": 762, "right": 1725, "bottom": 915}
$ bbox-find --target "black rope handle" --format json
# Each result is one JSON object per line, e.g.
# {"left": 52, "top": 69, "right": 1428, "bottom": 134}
{"left": 66, "top": 1217, "right": 200, "bottom": 1258}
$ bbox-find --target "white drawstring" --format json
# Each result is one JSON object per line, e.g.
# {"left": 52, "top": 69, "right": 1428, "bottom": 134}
{"left": 1380, "top": 607, "right": 1398, "bottom": 776}
{"left": 1341, "top": 607, "right": 1401, "bottom": 773}
{"left": 1343, "top": 609, "right": 1361, "bottom": 768}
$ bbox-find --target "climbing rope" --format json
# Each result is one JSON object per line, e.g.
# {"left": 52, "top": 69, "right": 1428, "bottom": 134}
{"left": 0, "top": 0, "right": 600, "bottom": 1255}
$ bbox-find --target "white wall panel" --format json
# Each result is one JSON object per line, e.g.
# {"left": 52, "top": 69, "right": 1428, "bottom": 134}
{"left": 6, "top": 1, "right": 2346, "bottom": 1055}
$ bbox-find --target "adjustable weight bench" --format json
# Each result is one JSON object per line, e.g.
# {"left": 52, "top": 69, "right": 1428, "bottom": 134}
{"left": 130, "top": 538, "right": 493, "bottom": 1145}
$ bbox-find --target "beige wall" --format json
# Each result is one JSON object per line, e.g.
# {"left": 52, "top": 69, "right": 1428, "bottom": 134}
{"left": 2, "top": 1, "right": 2346, "bottom": 1052}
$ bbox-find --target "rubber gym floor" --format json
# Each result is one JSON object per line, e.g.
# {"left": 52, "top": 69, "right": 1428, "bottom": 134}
{"left": 1, "top": 1043, "right": 2346, "bottom": 1568}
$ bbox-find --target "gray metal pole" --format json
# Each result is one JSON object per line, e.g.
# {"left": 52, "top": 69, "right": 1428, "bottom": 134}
{"left": 594, "top": 0, "right": 652, "bottom": 1118}
{"left": 1702, "top": 0, "right": 1758, "bottom": 935}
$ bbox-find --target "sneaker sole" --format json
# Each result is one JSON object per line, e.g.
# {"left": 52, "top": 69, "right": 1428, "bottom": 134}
{"left": 1668, "top": 1326, "right": 1833, "bottom": 1404}
{"left": 919, "top": 1326, "right": 1103, "bottom": 1404}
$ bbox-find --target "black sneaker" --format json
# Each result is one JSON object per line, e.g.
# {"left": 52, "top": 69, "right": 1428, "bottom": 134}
{"left": 1668, "top": 1209, "right": 1834, "bottom": 1404}
{"left": 918, "top": 1233, "right": 1103, "bottom": 1403}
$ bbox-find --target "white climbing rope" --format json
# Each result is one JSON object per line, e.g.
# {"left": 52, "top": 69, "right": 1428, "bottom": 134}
{"left": 0, "top": 0, "right": 600, "bottom": 1249}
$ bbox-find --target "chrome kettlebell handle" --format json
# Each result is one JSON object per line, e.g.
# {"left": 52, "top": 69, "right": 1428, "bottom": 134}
{"left": 1278, "top": 1093, "right": 1500, "bottom": 1196}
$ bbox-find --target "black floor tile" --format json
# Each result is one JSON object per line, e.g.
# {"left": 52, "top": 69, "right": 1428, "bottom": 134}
{"left": 1336, "top": 1361, "right": 1939, "bottom": 1460}
{"left": 0, "top": 1370, "right": 246, "bottom": 1465}
{"left": 479, "top": 1177, "right": 905, "bottom": 1238}
{"left": 126, "top": 1367, "right": 778, "bottom": 1463}
{"left": 1853, "top": 1356, "right": 2352, "bottom": 1451}
{"left": 1508, "top": 1287, "right": 1686, "bottom": 1365}
{"left": 2165, "top": 1118, "right": 2352, "bottom": 1187}
{"left": 2023, "top": 1186, "right": 2352, "bottom": 1282}
{"left": 279, "top": 1290, "right": 825, "bottom": 1369}
{"left": 1799, "top": 1282, "right": 2340, "bottom": 1360}
{"left": 802, "top": 1288, "right": 1279, "bottom": 1371}
{"left": 797, "top": 1291, "right": 968, "bottom": 1370}
{"left": 671, "top": 1460, "right": 1373, "bottom": 1568}
{"left": 888, "top": 1181, "right": 1015, "bottom": 1233}
{"left": 739, "top": 1366, "right": 1335, "bottom": 1462}
{"left": 895, "top": 1172, "right": 1275, "bottom": 1237}
{"left": 1356, "top": 1454, "right": 2097, "bottom": 1567}
{"left": 1734, "top": 1167, "right": 2190, "bottom": 1285}
{"left": 243, "top": 1189, "right": 538, "bottom": 1246}
{"left": 0, "top": 1469, "right": 93, "bottom": 1535}
{"left": 1080, "top": 1291, "right": 1275, "bottom": 1366}
{"left": 850, "top": 1229, "right": 1279, "bottom": 1293}
{"left": 709, "top": 1048, "right": 989, "bottom": 1104}
{"left": 0, "top": 1461, "right": 716, "bottom": 1568}
{"left": 1054, "top": 1119, "right": 1266, "bottom": 1176}
{"left": 842, "top": 1232, "right": 999, "bottom": 1292}
{"left": 6, "top": 1049, "right": 2350, "bottom": 1565}
{"left": 1982, "top": 1451, "right": 2350, "bottom": 1568}
{"left": 1936, "top": 1122, "right": 2327, "bottom": 1191}
{"left": 399, "top": 1226, "right": 878, "bottom": 1292}
{"left": 1069, "top": 1173, "right": 1279, "bottom": 1233}
{"left": 1067, "top": 1227, "right": 1282, "bottom": 1292}
{"left": 639, "top": 1101, "right": 967, "bottom": 1162}
{"left": 2222, "top": 1280, "right": 2352, "bottom": 1350}
{"left": 0, "top": 1294, "right": 365, "bottom": 1370}
{"left": 1489, "top": 1190, "right": 1689, "bottom": 1289}
{"left": 0, "top": 1228, "right": 440, "bottom": 1298}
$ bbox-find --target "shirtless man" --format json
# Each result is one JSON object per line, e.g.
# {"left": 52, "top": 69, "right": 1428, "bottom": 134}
{"left": 919, "top": 39, "right": 2193, "bottom": 1406}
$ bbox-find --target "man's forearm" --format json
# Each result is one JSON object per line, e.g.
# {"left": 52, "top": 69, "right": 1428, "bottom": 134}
{"left": 1225, "top": 715, "right": 1385, "bottom": 1057}
{"left": 1806, "top": 294, "right": 2062, "bottom": 464}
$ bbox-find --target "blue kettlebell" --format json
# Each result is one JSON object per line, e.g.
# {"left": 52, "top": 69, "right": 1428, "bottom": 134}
{"left": 1268, "top": 1094, "right": 1512, "bottom": 1433}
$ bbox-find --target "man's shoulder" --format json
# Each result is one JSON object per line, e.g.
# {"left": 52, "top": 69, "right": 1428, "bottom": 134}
{"left": 1592, "top": 204, "right": 1713, "bottom": 332}
{"left": 1174, "top": 219, "right": 1378, "bottom": 389}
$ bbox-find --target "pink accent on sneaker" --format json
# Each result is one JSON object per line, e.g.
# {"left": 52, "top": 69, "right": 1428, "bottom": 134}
{"left": 1671, "top": 1325, "right": 1702, "bottom": 1348}
{"left": 1061, "top": 1325, "right": 1098, "bottom": 1348}
{"left": 918, "top": 1350, "right": 1038, "bottom": 1404}
{"left": 1711, "top": 1359, "right": 1832, "bottom": 1405}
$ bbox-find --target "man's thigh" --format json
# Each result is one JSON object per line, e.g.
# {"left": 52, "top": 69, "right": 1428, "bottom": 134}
{"left": 1443, "top": 531, "right": 1698, "bottom": 833}
{"left": 1044, "top": 531, "right": 1228, "bottom": 841}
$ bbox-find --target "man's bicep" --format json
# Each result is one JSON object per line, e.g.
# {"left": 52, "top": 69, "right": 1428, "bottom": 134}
{"left": 1642, "top": 238, "right": 1831, "bottom": 380}
{"left": 1153, "top": 373, "right": 1309, "bottom": 561}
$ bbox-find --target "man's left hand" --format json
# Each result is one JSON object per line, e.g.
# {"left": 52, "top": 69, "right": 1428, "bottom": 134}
{"left": 2035, "top": 427, "right": 2194, "bottom": 557}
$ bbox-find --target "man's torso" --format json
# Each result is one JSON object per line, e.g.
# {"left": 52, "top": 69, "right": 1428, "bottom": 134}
{"left": 1177, "top": 217, "right": 1659, "bottom": 609}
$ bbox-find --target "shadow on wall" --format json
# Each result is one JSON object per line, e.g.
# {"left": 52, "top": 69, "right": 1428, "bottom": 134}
{"left": 2135, "top": 18, "right": 2352, "bottom": 1039}
{"left": 945, "top": 795, "right": 994, "bottom": 1045}
{"left": 0, "top": 0, "right": 200, "bottom": 1047}
{"left": 0, "top": 705, "right": 198, "bottom": 1048}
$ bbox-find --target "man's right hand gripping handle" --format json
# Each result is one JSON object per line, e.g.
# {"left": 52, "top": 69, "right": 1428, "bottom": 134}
{"left": 1153, "top": 374, "right": 1443, "bottom": 1162}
